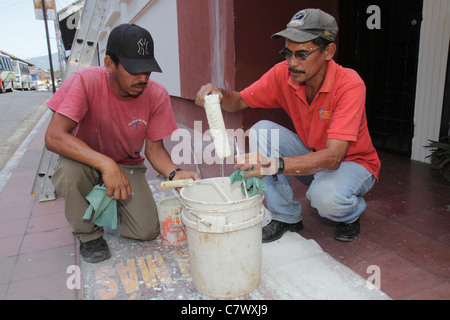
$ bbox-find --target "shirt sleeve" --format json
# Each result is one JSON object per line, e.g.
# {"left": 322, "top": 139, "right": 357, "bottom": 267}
{"left": 46, "top": 71, "right": 89, "bottom": 123}
{"left": 240, "top": 63, "right": 285, "bottom": 110}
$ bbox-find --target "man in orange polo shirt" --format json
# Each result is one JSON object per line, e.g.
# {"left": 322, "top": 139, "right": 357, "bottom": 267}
{"left": 196, "top": 9, "right": 380, "bottom": 242}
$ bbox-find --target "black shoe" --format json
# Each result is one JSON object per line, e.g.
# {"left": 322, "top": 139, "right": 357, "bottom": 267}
{"left": 334, "top": 218, "right": 360, "bottom": 242}
{"left": 262, "top": 220, "right": 303, "bottom": 243}
{"left": 79, "top": 237, "right": 111, "bottom": 263}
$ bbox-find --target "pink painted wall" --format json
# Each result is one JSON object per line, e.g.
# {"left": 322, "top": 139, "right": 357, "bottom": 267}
{"left": 174, "top": 0, "right": 339, "bottom": 133}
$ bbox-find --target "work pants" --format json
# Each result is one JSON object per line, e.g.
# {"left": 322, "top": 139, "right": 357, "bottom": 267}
{"left": 52, "top": 157, "right": 159, "bottom": 243}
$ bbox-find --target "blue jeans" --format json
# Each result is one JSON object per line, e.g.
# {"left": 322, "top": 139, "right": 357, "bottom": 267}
{"left": 249, "top": 120, "right": 376, "bottom": 224}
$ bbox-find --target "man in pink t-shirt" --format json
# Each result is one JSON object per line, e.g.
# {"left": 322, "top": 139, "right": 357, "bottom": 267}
{"left": 196, "top": 9, "right": 380, "bottom": 243}
{"left": 45, "top": 24, "right": 198, "bottom": 263}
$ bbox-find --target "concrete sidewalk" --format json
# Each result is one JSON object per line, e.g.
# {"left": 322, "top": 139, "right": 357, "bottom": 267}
{"left": 0, "top": 109, "right": 390, "bottom": 300}
{"left": 81, "top": 228, "right": 389, "bottom": 300}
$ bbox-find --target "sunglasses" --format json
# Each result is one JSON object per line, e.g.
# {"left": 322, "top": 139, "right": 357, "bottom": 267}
{"left": 279, "top": 44, "right": 326, "bottom": 61}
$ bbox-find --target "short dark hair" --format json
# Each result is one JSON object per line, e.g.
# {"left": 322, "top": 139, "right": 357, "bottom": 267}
{"left": 106, "top": 51, "right": 120, "bottom": 66}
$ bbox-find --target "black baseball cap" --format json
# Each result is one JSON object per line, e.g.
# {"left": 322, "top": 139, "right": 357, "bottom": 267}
{"left": 106, "top": 23, "right": 162, "bottom": 74}
{"left": 272, "top": 9, "right": 338, "bottom": 43}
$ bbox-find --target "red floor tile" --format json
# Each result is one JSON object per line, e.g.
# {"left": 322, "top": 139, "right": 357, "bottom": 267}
{"left": 0, "top": 218, "right": 29, "bottom": 238}
{"left": 396, "top": 211, "right": 450, "bottom": 245}
{"left": 405, "top": 281, "right": 450, "bottom": 300}
{"left": 314, "top": 235, "right": 389, "bottom": 267}
{"left": 0, "top": 236, "right": 23, "bottom": 258}
{"left": 363, "top": 195, "right": 423, "bottom": 219}
{"left": 0, "top": 256, "right": 16, "bottom": 285}
{"left": 11, "top": 245, "right": 76, "bottom": 282}
{"left": 397, "top": 240, "right": 450, "bottom": 279}
{"left": 30, "top": 197, "right": 65, "bottom": 217}
{"left": 364, "top": 220, "right": 431, "bottom": 252}
{"left": 0, "top": 204, "right": 32, "bottom": 223}
{"left": 20, "top": 226, "right": 74, "bottom": 254}
{"left": 351, "top": 253, "right": 444, "bottom": 299}
{"left": 26, "top": 212, "right": 70, "bottom": 234}
{"left": 5, "top": 271, "right": 77, "bottom": 300}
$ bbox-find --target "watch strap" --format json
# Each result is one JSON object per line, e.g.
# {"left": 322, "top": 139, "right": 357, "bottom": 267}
{"left": 277, "top": 157, "right": 285, "bottom": 175}
{"left": 168, "top": 168, "right": 182, "bottom": 181}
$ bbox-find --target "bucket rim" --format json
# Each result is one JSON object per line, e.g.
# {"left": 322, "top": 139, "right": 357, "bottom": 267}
{"left": 179, "top": 177, "right": 264, "bottom": 206}
{"left": 182, "top": 196, "right": 264, "bottom": 214}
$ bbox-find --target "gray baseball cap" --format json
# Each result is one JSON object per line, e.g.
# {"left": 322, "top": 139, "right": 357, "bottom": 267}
{"left": 272, "top": 9, "right": 338, "bottom": 43}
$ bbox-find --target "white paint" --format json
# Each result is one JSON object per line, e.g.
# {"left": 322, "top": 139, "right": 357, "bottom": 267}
{"left": 210, "top": 0, "right": 225, "bottom": 89}
{"left": 261, "top": 232, "right": 390, "bottom": 300}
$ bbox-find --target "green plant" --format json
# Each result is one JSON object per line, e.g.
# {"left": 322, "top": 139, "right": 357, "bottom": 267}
{"left": 426, "top": 136, "right": 450, "bottom": 182}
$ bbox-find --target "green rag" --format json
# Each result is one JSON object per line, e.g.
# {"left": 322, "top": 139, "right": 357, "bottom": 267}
{"left": 230, "top": 169, "right": 267, "bottom": 197}
{"left": 82, "top": 185, "right": 117, "bottom": 230}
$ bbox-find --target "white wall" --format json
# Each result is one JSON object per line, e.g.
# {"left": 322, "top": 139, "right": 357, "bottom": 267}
{"left": 412, "top": 0, "right": 450, "bottom": 162}
{"left": 97, "top": 0, "right": 181, "bottom": 96}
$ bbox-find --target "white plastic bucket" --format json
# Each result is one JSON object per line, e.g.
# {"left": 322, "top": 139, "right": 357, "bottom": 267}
{"left": 156, "top": 196, "right": 187, "bottom": 245}
{"left": 180, "top": 177, "right": 264, "bottom": 298}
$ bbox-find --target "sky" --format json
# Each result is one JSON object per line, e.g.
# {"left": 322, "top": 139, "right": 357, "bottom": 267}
{"left": 0, "top": 0, "right": 77, "bottom": 60}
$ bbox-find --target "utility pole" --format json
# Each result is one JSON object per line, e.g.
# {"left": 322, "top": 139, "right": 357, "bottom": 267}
{"left": 41, "top": 0, "right": 56, "bottom": 94}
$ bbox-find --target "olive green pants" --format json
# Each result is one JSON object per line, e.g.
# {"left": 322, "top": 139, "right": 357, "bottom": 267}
{"left": 52, "top": 157, "right": 159, "bottom": 243}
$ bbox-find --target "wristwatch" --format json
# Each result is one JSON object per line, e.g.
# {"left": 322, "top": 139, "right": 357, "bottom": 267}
{"left": 168, "top": 168, "right": 182, "bottom": 181}
{"left": 272, "top": 157, "right": 285, "bottom": 181}
{"left": 277, "top": 157, "right": 285, "bottom": 174}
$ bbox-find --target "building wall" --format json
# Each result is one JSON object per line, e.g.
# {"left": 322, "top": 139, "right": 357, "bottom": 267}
{"left": 175, "top": 0, "right": 238, "bottom": 131}
{"left": 98, "top": 0, "right": 181, "bottom": 96}
{"left": 233, "top": 0, "right": 339, "bottom": 131}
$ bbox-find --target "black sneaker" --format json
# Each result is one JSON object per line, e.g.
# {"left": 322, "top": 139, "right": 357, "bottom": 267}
{"left": 79, "top": 237, "right": 111, "bottom": 263}
{"left": 262, "top": 220, "right": 304, "bottom": 243}
{"left": 334, "top": 218, "right": 360, "bottom": 242}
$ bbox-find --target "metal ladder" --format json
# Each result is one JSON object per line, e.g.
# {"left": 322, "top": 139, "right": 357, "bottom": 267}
{"left": 64, "top": 0, "right": 109, "bottom": 79}
{"left": 32, "top": 0, "right": 108, "bottom": 202}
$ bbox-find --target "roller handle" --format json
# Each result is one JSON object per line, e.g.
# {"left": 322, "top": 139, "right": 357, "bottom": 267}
{"left": 160, "top": 179, "right": 194, "bottom": 189}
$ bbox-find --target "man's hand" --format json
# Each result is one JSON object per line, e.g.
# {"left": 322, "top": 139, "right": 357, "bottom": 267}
{"left": 172, "top": 169, "right": 200, "bottom": 181}
{"left": 101, "top": 160, "right": 132, "bottom": 200}
{"left": 234, "top": 151, "right": 277, "bottom": 178}
{"left": 195, "top": 83, "right": 223, "bottom": 107}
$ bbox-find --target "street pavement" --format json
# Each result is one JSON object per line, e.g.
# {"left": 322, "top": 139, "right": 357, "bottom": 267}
{"left": 0, "top": 90, "right": 51, "bottom": 172}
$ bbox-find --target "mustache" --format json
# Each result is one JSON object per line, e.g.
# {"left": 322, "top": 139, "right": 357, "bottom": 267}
{"left": 289, "top": 67, "right": 306, "bottom": 74}
{"left": 132, "top": 82, "right": 148, "bottom": 87}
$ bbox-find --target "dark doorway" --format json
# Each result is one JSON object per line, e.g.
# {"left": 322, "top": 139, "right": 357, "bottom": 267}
{"left": 338, "top": 0, "right": 423, "bottom": 156}
{"left": 440, "top": 46, "right": 450, "bottom": 139}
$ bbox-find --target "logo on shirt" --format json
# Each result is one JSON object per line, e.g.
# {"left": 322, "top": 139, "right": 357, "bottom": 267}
{"left": 319, "top": 109, "right": 332, "bottom": 121}
{"left": 129, "top": 119, "right": 147, "bottom": 134}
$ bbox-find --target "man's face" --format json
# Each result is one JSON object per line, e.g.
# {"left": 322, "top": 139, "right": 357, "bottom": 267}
{"left": 284, "top": 39, "right": 332, "bottom": 84}
{"left": 106, "top": 57, "right": 150, "bottom": 97}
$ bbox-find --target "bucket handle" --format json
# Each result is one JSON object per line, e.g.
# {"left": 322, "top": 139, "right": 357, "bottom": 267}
{"left": 209, "top": 179, "right": 232, "bottom": 202}
{"left": 172, "top": 189, "right": 212, "bottom": 227}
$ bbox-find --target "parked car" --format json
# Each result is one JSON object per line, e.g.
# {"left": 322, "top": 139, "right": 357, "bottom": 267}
{"left": 34, "top": 80, "right": 48, "bottom": 91}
